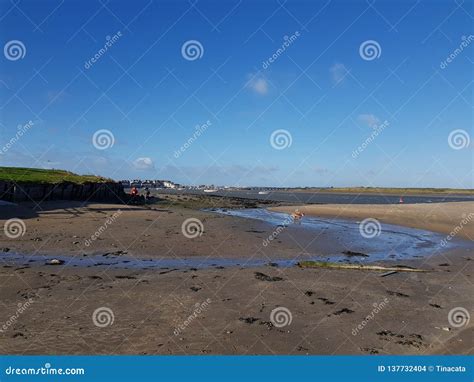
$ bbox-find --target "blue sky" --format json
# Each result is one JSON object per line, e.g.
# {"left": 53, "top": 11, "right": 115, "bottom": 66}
{"left": 0, "top": 0, "right": 472, "bottom": 188}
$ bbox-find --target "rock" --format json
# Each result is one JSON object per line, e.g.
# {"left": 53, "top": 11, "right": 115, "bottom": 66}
{"left": 254, "top": 272, "right": 283, "bottom": 282}
{"left": 342, "top": 250, "right": 369, "bottom": 257}
{"left": 46, "top": 259, "right": 64, "bottom": 265}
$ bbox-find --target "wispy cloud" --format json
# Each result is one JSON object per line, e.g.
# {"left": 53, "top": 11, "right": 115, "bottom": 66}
{"left": 357, "top": 114, "right": 380, "bottom": 127}
{"left": 312, "top": 166, "right": 329, "bottom": 175}
{"left": 133, "top": 157, "right": 154, "bottom": 170}
{"left": 358, "top": 114, "right": 380, "bottom": 128}
{"left": 329, "top": 63, "right": 348, "bottom": 85}
{"left": 246, "top": 74, "right": 269, "bottom": 95}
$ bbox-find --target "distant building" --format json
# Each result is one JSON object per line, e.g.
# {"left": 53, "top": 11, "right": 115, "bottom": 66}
{"left": 163, "top": 180, "right": 177, "bottom": 189}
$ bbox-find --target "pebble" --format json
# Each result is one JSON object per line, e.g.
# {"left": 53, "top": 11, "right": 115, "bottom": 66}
{"left": 46, "top": 259, "right": 65, "bottom": 265}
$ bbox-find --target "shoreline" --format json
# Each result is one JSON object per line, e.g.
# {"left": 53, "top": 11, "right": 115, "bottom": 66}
{"left": 270, "top": 201, "right": 474, "bottom": 240}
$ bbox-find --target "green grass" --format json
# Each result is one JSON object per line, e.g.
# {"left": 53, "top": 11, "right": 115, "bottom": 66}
{"left": 0, "top": 167, "right": 112, "bottom": 184}
{"left": 290, "top": 187, "right": 474, "bottom": 195}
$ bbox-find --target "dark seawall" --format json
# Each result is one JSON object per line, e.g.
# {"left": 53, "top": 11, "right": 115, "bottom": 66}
{"left": 0, "top": 181, "right": 126, "bottom": 203}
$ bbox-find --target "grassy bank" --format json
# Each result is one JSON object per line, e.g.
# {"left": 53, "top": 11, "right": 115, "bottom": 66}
{"left": 0, "top": 167, "right": 112, "bottom": 184}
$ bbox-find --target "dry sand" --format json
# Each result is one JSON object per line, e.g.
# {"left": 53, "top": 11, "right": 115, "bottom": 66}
{"left": 0, "top": 198, "right": 472, "bottom": 355}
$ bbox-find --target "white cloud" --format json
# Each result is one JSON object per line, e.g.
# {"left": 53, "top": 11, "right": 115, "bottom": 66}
{"left": 133, "top": 157, "right": 154, "bottom": 170}
{"left": 330, "top": 63, "right": 348, "bottom": 85}
{"left": 246, "top": 75, "right": 269, "bottom": 95}
{"left": 358, "top": 114, "right": 380, "bottom": 128}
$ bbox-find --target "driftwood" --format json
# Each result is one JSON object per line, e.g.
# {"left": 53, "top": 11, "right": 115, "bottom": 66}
{"left": 297, "top": 261, "right": 429, "bottom": 273}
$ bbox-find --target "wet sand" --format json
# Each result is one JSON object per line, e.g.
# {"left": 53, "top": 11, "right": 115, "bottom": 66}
{"left": 271, "top": 202, "right": 474, "bottom": 240}
{"left": 0, "top": 197, "right": 472, "bottom": 355}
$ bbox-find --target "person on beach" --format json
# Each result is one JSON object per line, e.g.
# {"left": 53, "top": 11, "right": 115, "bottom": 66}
{"left": 144, "top": 187, "right": 151, "bottom": 203}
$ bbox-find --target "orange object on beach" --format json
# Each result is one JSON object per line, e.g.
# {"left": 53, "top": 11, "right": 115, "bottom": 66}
{"left": 291, "top": 210, "right": 305, "bottom": 222}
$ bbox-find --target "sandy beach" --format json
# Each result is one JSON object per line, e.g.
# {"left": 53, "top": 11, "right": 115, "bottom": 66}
{"left": 0, "top": 196, "right": 472, "bottom": 355}
{"left": 271, "top": 202, "right": 474, "bottom": 240}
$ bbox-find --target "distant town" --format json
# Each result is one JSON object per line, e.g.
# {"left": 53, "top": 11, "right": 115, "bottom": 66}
{"left": 118, "top": 179, "right": 284, "bottom": 191}
{"left": 119, "top": 179, "right": 183, "bottom": 189}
